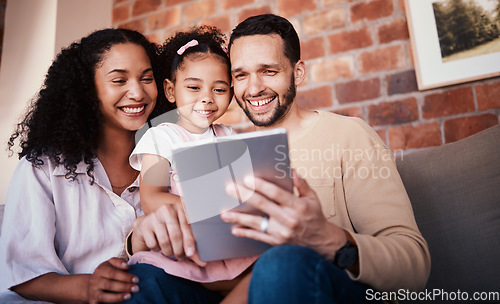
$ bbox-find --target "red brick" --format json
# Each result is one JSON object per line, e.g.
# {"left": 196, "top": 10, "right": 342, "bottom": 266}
{"left": 113, "top": 3, "right": 130, "bottom": 24}
{"left": 184, "top": 0, "right": 217, "bottom": 22}
{"left": 296, "top": 86, "right": 333, "bottom": 110}
{"left": 238, "top": 6, "right": 272, "bottom": 23}
{"left": 118, "top": 19, "right": 147, "bottom": 34}
{"left": 222, "top": 0, "right": 254, "bottom": 10}
{"left": 423, "top": 87, "right": 475, "bottom": 118}
{"left": 476, "top": 81, "right": 500, "bottom": 110}
{"left": 165, "top": 0, "right": 192, "bottom": 5}
{"left": 132, "top": 0, "right": 162, "bottom": 17}
{"left": 278, "top": 0, "right": 316, "bottom": 17}
{"left": 303, "top": 8, "right": 345, "bottom": 36}
{"left": 444, "top": 114, "right": 499, "bottom": 143}
{"left": 399, "top": 0, "right": 406, "bottom": 13}
{"left": 115, "top": 0, "right": 128, "bottom": 4}
{"left": 301, "top": 37, "right": 326, "bottom": 61}
{"left": 328, "top": 27, "right": 373, "bottom": 54}
{"left": 148, "top": 7, "right": 181, "bottom": 31}
{"left": 387, "top": 70, "right": 418, "bottom": 95}
{"left": 368, "top": 98, "right": 418, "bottom": 126}
{"left": 377, "top": 18, "right": 409, "bottom": 44}
{"left": 310, "top": 56, "right": 354, "bottom": 83}
{"left": 200, "top": 14, "right": 232, "bottom": 33}
{"left": 331, "top": 106, "right": 363, "bottom": 119}
{"left": 146, "top": 33, "right": 161, "bottom": 44}
{"left": 359, "top": 45, "right": 405, "bottom": 74}
{"left": 336, "top": 78, "right": 381, "bottom": 104}
{"left": 388, "top": 122, "right": 441, "bottom": 151}
{"left": 162, "top": 24, "right": 192, "bottom": 41}
{"left": 351, "top": 0, "right": 394, "bottom": 23}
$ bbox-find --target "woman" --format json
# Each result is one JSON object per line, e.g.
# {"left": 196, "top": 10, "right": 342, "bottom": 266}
{"left": 0, "top": 28, "right": 171, "bottom": 303}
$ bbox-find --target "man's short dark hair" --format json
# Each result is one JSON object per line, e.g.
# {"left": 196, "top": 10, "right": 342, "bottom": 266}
{"left": 229, "top": 14, "right": 301, "bottom": 65}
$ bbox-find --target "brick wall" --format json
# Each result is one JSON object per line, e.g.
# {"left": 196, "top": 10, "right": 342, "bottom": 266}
{"left": 113, "top": 0, "right": 500, "bottom": 153}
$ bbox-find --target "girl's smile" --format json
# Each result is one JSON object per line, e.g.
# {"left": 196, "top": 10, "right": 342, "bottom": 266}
{"left": 194, "top": 109, "right": 217, "bottom": 117}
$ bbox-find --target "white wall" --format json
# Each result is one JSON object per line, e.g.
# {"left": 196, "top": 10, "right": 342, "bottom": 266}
{"left": 0, "top": 0, "right": 112, "bottom": 204}
{"left": 55, "top": 0, "right": 113, "bottom": 53}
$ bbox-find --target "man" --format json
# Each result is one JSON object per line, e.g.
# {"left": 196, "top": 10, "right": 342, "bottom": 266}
{"left": 128, "top": 14, "right": 430, "bottom": 304}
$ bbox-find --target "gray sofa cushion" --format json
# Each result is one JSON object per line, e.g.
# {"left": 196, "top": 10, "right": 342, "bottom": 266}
{"left": 396, "top": 125, "right": 500, "bottom": 298}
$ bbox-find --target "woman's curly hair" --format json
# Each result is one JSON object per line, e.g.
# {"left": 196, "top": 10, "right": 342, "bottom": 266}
{"left": 157, "top": 25, "right": 229, "bottom": 89}
{"left": 8, "top": 28, "right": 172, "bottom": 182}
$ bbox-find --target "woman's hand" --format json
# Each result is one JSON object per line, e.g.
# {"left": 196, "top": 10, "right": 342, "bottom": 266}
{"left": 131, "top": 204, "right": 207, "bottom": 266}
{"left": 11, "top": 258, "right": 138, "bottom": 303}
{"left": 87, "top": 257, "right": 139, "bottom": 304}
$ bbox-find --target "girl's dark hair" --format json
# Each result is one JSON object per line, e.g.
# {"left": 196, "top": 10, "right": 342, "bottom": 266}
{"left": 8, "top": 28, "right": 171, "bottom": 181}
{"left": 229, "top": 14, "right": 301, "bottom": 65}
{"left": 158, "top": 25, "right": 229, "bottom": 88}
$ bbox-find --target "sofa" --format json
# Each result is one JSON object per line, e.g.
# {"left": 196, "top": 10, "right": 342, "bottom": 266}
{"left": 0, "top": 125, "right": 499, "bottom": 302}
{"left": 396, "top": 124, "right": 500, "bottom": 303}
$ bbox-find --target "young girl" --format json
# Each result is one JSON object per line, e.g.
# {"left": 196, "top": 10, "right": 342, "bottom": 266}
{"left": 127, "top": 26, "right": 257, "bottom": 302}
{"left": 0, "top": 28, "right": 170, "bottom": 303}
{"left": 130, "top": 26, "right": 235, "bottom": 213}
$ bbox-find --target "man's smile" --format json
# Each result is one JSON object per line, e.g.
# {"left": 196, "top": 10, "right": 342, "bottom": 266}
{"left": 247, "top": 96, "right": 276, "bottom": 107}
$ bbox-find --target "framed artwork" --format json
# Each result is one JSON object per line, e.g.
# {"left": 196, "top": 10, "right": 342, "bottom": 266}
{"left": 405, "top": 0, "right": 500, "bottom": 90}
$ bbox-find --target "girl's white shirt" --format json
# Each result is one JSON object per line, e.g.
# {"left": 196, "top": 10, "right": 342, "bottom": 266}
{"left": 0, "top": 156, "right": 142, "bottom": 291}
{"left": 129, "top": 123, "right": 236, "bottom": 171}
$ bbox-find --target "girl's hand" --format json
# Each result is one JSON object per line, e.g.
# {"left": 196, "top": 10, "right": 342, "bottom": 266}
{"left": 132, "top": 204, "right": 207, "bottom": 267}
{"left": 87, "top": 258, "right": 139, "bottom": 304}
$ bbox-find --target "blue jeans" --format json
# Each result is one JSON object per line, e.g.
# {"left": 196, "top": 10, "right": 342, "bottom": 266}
{"left": 123, "top": 263, "right": 223, "bottom": 304}
{"left": 124, "top": 245, "right": 380, "bottom": 304}
{"left": 249, "top": 245, "right": 381, "bottom": 304}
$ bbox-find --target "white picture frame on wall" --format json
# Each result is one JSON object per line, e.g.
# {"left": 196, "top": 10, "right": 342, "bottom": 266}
{"left": 405, "top": 0, "right": 500, "bottom": 90}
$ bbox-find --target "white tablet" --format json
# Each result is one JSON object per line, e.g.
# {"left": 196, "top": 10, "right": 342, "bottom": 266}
{"left": 171, "top": 128, "right": 293, "bottom": 261}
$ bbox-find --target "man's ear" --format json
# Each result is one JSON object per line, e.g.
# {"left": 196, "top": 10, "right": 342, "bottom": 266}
{"left": 164, "top": 79, "right": 176, "bottom": 103}
{"left": 294, "top": 60, "right": 306, "bottom": 86}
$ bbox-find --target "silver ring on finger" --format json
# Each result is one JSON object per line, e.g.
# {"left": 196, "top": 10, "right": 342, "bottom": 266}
{"left": 260, "top": 216, "right": 269, "bottom": 233}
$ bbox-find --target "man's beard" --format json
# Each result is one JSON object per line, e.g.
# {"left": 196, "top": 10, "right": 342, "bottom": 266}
{"left": 237, "top": 75, "right": 296, "bottom": 127}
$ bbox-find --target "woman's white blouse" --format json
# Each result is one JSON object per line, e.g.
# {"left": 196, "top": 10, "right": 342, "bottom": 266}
{"left": 0, "top": 156, "right": 142, "bottom": 291}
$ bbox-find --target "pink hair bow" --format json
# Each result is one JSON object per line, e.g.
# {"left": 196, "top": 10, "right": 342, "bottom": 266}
{"left": 177, "top": 39, "right": 199, "bottom": 55}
